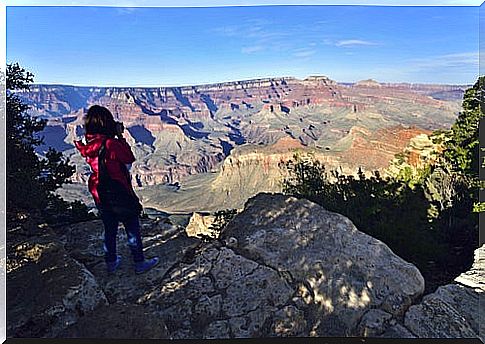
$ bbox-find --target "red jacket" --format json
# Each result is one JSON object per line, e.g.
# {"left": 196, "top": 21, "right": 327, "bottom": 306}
{"left": 74, "top": 133, "right": 136, "bottom": 205}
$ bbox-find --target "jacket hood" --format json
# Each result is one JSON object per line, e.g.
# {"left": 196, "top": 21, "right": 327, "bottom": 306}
{"left": 74, "top": 133, "right": 109, "bottom": 158}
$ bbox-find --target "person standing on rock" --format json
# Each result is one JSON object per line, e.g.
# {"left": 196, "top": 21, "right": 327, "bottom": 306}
{"left": 74, "top": 105, "right": 159, "bottom": 274}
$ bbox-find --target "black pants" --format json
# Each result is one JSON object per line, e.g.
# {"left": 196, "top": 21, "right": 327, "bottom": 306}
{"left": 98, "top": 207, "right": 145, "bottom": 263}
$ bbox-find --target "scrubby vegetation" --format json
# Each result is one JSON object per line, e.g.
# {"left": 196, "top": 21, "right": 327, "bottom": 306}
{"left": 208, "top": 209, "right": 239, "bottom": 238}
{"left": 283, "top": 77, "right": 483, "bottom": 292}
{"left": 6, "top": 63, "right": 94, "bottom": 228}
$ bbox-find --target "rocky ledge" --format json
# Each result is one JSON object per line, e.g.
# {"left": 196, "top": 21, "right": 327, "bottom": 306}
{"left": 6, "top": 193, "right": 483, "bottom": 340}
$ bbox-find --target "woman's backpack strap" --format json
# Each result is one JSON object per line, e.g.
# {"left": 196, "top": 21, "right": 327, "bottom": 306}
{"left": 98, "top": 139, "right": 110, "bottom": 183}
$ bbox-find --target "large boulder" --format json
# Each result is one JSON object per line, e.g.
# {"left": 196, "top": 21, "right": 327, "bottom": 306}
{"left": 221, "top": 193, "right": 425, "bottom": 336}
{"left": 7, "top": 232, "right": 108, "bottom": 338}
{"left": 140, "top": 193, "right": 425, "bottom": 338}
{"left": 403, "top": 244, "right": 484, "bottom": 341}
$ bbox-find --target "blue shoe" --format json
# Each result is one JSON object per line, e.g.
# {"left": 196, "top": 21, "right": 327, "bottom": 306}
{"left": 134, "top": 257, "right": 160, "bottom": 274}
{"left": 106, "top": 255, "right": 122, "bottom": 273}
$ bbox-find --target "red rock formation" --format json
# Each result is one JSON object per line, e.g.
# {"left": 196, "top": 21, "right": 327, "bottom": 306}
{"left": 271, "top": 136, "right": 306, "bottom": 151}
{"left": 339, "top": 125, "right": 432, "bottom": 172}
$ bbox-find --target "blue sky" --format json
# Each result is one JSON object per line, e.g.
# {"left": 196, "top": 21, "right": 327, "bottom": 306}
{"left": 6, "top": 5, "right": 479, "bottom": 86}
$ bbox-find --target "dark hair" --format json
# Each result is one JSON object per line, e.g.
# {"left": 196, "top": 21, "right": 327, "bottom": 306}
{"left": 84, "top": 105, "right": 116, "bottom": 136}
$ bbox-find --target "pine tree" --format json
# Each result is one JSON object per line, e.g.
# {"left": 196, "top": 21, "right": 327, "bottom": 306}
{"left": 440, "top": 76, "right": 483, "bottom": 179}
{"left": 6, "top": 63, "right": 75, "bottom": 215}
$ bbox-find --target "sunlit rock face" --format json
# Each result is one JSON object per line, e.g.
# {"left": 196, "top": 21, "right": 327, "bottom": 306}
{"left": 185, "top": 212, "right": 217, "bottom": 238}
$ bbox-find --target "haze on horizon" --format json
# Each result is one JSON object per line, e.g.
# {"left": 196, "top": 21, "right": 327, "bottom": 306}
{"left": 6, "top": 5, "right": 479, "bottom": 87}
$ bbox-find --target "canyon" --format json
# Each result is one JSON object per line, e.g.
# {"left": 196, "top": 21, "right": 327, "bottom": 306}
{"left": 18, "top": 75, "right": 467, "bottom": 212}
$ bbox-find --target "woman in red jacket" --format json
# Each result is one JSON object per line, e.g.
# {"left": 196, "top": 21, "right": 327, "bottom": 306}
{"left": 75, "top": 105, "right": 159, "bottom": 274}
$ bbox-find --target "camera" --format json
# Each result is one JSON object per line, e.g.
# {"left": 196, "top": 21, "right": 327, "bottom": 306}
{"left": 115, "top": 121, "right": 124, "bottom": 135}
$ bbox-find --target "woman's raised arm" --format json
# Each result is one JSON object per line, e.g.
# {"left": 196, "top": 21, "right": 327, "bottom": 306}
{"left": 107, "top": 137, "right": 136, "bottom": 164}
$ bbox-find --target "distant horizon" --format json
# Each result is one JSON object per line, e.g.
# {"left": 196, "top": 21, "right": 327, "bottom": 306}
{"left": 27, "top": 74, "right": 474, "bottom": 89}
{"left": 7, "top": 6, "right": 479, "bottom": 86}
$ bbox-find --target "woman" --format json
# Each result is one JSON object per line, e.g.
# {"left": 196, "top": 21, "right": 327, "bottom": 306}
{"left": 75, "top": 105, "right": 159, "bottom": 274}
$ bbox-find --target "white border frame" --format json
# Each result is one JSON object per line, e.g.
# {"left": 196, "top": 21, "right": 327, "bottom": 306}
{"left": 1, "top": 1, "right": 483, "bottom": 342}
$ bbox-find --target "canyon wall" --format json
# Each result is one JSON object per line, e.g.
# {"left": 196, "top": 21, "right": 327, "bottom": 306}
{"left": 21, "top": 76, "right": 465, "bottom": 211}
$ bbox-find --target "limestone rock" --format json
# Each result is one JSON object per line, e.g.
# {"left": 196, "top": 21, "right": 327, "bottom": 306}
{"left": 404, "top": 290, "right": 478, "bottom": 339}
{"left": 185, "top": 212, "right": 216, "bottom": 238}
{"left": 141, "top": 245, "right": 295, "bottom": 338}
{"left": 221, "top": 193, "right": 425, "bottom": 336}
{"left": 59, "top": 303, "right": 170, "bottom": 339}
{"left": 7, "top": 235, "right": 108, "bottom": 338}
{"left": 455, "top": 244, "right": 485, "bottom": 291}
{"left": 403, "top": 245, "right": 484, "bottom": 341}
